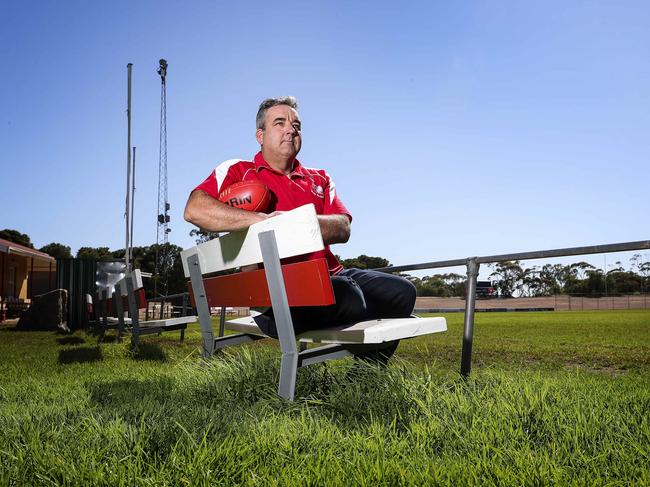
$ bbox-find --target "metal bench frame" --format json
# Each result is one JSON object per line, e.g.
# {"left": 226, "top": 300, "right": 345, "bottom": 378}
{"left": 184, "top": 204, "right": 447, "bottom": 400}
{"left": 120, "top": 270, "right": 196, "bottom": 349}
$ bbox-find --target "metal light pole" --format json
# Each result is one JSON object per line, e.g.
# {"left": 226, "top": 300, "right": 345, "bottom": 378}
{"left": 125, "top": 63, "right": 133, "bottom": 271}
{"left": 130, "top": 146, "right": 136, "bottom": 263}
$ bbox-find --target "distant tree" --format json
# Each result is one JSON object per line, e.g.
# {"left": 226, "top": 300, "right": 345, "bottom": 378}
{"left": 39, "top": 242, "right": 72, "bottom": 259}
{"left": 536, "top": 264, "right": 563, "bottom": 295}
{"left": 441, "top": 273, "right": 466, "bottom": 296}
{"left": 582, "top": 269, "right": 606, "bottom": 296}
{"left": 489, "top": 261, "right": 525, "bottom": 298}
{"left": 165, "top": 244, "right": 188, "bottom": 296}
{"left": 0, "top": 229, "right": 33, "bottom": 248}
{"left": 406, "top": 272, "right": 465, "bottom": 297}
{"left": 631, "top": 254, "right": 650, "bottom": 293}
{"left": 519, "top": 265, "right": 541, "bottom": 297}
{"left": 190, "top": 228, "right": 219, "bottom": 244}
{"left": 76, "top": 246, "right": 113, "bottom": 260}
{"left": 607, "top": 269, "right": 642, "bottom": 295}
{"left": 340, "top": 255, "right": 390, "bottom": 270}
{"left": 111, "top": 246, "right": 151, "bottom": 272}
{"left": 563, "top": 262, "right": 597, "bottom": 294}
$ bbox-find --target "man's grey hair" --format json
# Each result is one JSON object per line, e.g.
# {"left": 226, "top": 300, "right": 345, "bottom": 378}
{"left": 256, "top": 96, "right": 298, "bottom": 130}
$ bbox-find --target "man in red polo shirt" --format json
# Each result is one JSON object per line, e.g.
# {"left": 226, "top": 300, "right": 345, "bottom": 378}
{"left": 184, "top": 96, "right": 415, "bottom": 360}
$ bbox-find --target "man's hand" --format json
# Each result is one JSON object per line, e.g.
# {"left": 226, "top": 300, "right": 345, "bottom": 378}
{"left": 184, "top": 189, "right": 274, "bottom": 232}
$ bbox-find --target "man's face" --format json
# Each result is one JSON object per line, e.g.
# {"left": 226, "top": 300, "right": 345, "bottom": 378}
{"left": 256, "top": 104, "right": 302, "bottom": 164}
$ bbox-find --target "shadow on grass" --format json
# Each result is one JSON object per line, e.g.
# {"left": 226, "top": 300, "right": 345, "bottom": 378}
{"left": 57, "top": 336, "right": 86, "bottom": 346}
{"left": 98, "top": 334, "right": 123, "bottom": 344}
{"left": 87, "top": 376, "right": 204, "bottom": 458}
{"left": 84, "top": 348, "right": 434, "bottom": 441}
{"left": 132, "top": 342, "right": 168, "bottom": 362}
{"left": 88, "top": 377, "right": 176, "bottom": 424}
{"left": 58, "top": 346, "right": 103, "bottom": 364}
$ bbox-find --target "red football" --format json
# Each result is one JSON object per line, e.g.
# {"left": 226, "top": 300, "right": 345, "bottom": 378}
{"left": 218, "top": 180, "right": 271, "bottom": 212}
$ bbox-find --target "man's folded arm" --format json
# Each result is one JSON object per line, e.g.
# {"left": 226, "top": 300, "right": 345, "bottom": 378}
{"left": 185, "top": 189, "right": 350, "bottom": 244}
{"left": 318, "top": 214, "right": 351, "bottom": 245}
{"left": 183, "top": 189, "right": 269, "bottom": 232}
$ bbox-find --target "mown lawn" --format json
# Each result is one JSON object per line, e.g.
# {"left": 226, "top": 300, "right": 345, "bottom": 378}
{"left": 0, "top": 310, "right": 648, "bottom": 485}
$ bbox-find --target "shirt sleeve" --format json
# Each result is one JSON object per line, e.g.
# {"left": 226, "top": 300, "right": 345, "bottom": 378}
{"left": 193, "top": 172, "right": 219, "bottom": 198}
{"left": 323, "top": 172, "right": 352, "bottom": 222}
{"left": 193, "top": 160, "right": 243, "bottom": 199}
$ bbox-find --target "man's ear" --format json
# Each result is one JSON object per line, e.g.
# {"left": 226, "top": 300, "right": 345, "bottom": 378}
{"left": 255, "top": 128, "right": 264, "bottom": 146}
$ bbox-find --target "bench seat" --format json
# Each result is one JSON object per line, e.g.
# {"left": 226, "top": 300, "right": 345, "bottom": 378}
{"left": 137, "top": 316, "right": 196, "bottom": 329}
{"left": 228, "top": 314, "right": 447, "bottom": 344}
{"left": 105, "top": 310, "right": 195, "bottom": 329}
{"left": 106, "top": 316, "right": 132, "bottom": 325}
{"left": 116, "top": 270, "right": 197, "bottom": 347}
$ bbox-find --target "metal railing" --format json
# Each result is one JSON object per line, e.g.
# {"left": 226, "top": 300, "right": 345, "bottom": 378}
{"left": 146, "top": 292, "right": 191, "bottom": 320}
{"left": 374, "top": 239, "right": 650, "bottom": 377}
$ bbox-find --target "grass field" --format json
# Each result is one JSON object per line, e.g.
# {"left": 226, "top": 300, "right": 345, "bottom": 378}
{"left": 0, "top": 310, "right": 648, "bottom": 485}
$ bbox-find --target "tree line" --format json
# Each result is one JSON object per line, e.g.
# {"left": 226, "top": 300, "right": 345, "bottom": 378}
{"left": 337, "top": 253, "right": 649, "bottom": 298}
{"left": 3, "top": 229, "right": 649, "bottom": 298}
{"left": 1, "top": 229, "right": 184, "bottom": 298}
{"left": 486, "top": 259, "right": 649, "bottom": 298}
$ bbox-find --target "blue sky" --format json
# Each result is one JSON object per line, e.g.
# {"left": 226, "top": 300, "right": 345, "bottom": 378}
{"left": 1, "top": 1, "right": 648, "bottom": 278}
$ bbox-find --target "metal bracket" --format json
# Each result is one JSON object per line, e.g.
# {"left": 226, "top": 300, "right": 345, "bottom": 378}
{"left": 213, "top": 333, "right": 264, "bottom": 350}
{"left": 298, "top": 344, "right": 352, "bottom": 367}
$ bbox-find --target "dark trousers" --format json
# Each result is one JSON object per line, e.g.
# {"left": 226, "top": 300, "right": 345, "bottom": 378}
{"left": 255, "top": 268, "right": 417, "bottom": 338}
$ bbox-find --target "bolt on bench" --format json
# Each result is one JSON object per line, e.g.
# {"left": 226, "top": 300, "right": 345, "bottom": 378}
{"left": 182, "top": 204, "right": 447, "bottom": 400}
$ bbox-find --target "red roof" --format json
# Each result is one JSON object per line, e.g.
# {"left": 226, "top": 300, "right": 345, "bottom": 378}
{"left": 0, "top": 238, "right": 56, "bottom": 261}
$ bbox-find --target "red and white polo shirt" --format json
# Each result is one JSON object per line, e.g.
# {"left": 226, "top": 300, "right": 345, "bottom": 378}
{"left": 194, "top": 151, "right": 352, "bottom": 275}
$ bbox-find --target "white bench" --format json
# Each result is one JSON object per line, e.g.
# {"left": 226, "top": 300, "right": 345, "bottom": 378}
{"left": 115, "top": 269, "right": 197, "bottom": 348}
{"left": 94, "top": 286, "right": 129, "bottom": 341}
{"left": 182, "top": 204, "right": 447, "bottom": 400}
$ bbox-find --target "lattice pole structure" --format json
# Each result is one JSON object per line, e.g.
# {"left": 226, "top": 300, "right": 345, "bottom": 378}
{"left": 154, "top": 59, "right": 171, "bottom": 298}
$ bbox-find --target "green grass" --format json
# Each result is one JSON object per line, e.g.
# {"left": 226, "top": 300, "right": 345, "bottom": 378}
{"left": 0, "top": 310, "right": 648, "bottom": 485}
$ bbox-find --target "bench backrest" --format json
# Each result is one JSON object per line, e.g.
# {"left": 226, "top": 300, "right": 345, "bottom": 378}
{"left": 115, "top": 269, "right": 147, "bottom": 310}
{"left": 188, "top": 257, "right": 334, "bottom": 307}
{"left": 181, "top": 204, "right": 325, "bottom": 275}
{"left": 183, "top": 204, "right": 335, "bottom": 308}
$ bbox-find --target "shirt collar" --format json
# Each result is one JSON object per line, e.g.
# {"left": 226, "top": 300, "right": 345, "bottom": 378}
{"left": 254, "top": 151, "right": 305, "bottom": 178}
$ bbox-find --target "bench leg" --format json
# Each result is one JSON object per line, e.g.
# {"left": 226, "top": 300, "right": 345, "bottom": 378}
{"left": 180, "top": 328, "right": 185, "bottom": 343}
{"left": 187, "top": 254, "right": 215, "bottom": 357}
{"left": 259, "top": 230, "right": 300, "bottom": 401}
{"left": 114, "top": 284, "right": 125, "bottom": 343}
{"left": 125, "top": 275, "right": 141, "bottom": 351}
{"left": 101, "top": 290, "right": 109, "bottom": 337}
{"left": 219, "top": 307, "right": 226, "bottom": 337}
{"left": 278, "top": 351, "right": 299, "bottom": 400}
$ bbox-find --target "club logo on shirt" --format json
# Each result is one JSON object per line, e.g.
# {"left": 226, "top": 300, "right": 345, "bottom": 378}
{"left": 312, "top": 184, "right": 324, "bottom": 198}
